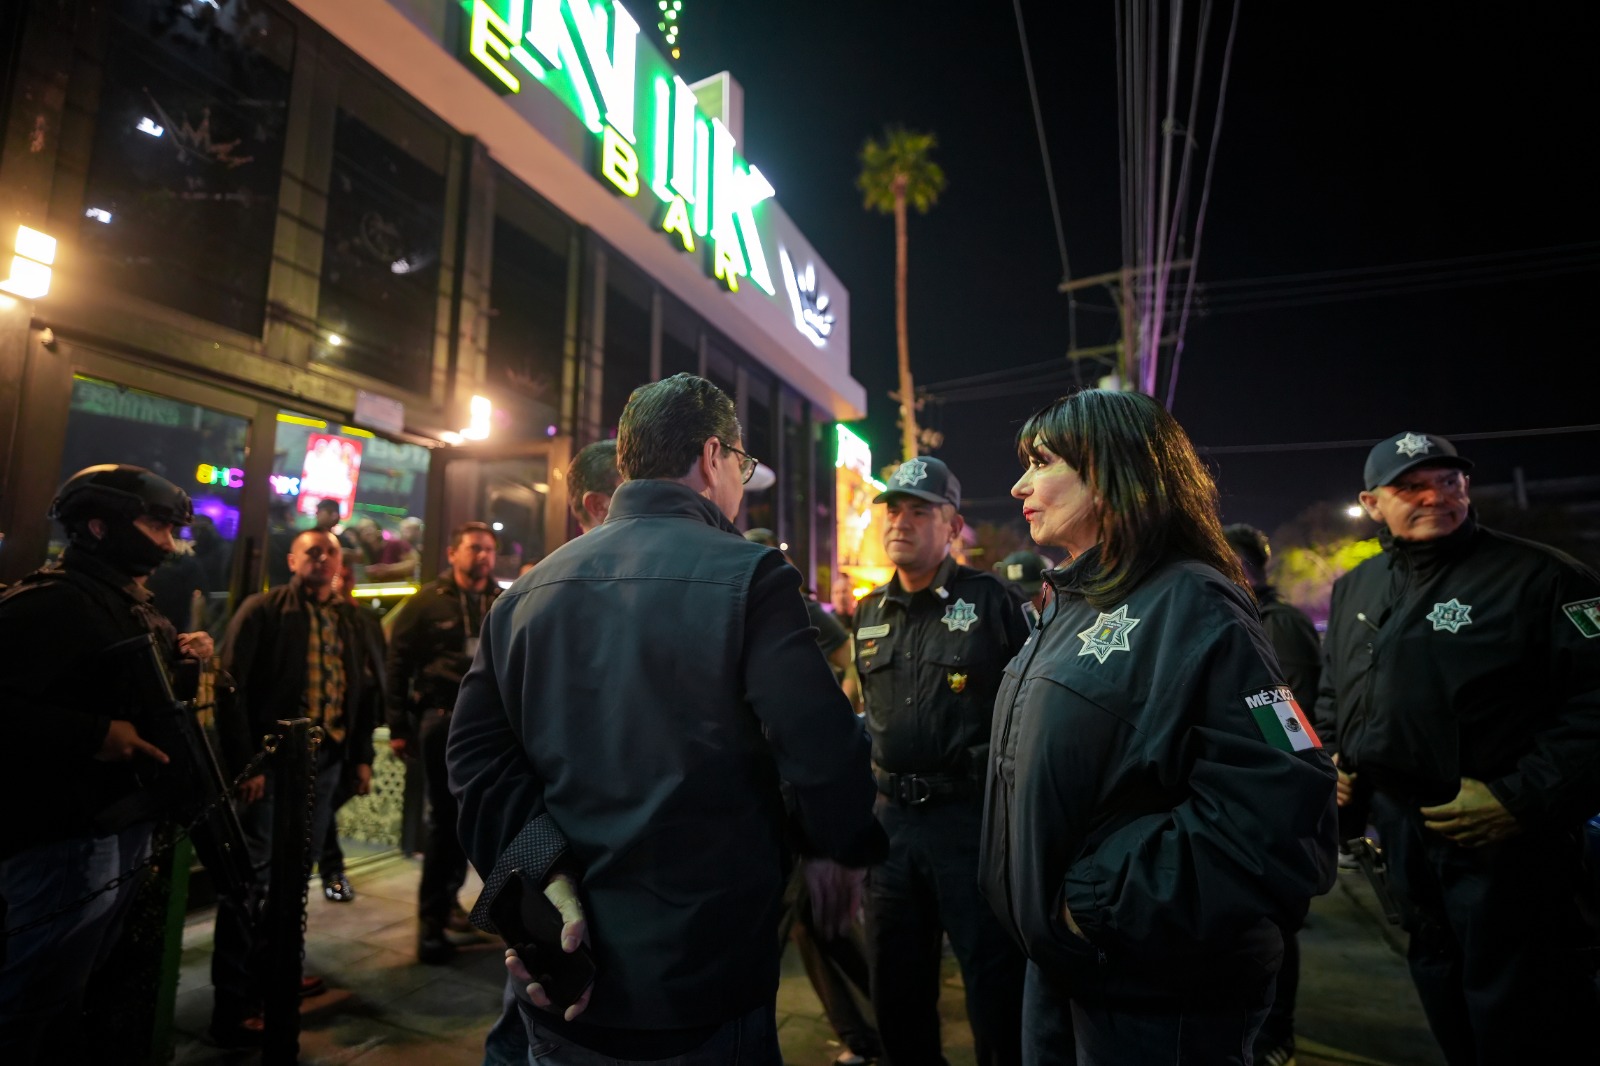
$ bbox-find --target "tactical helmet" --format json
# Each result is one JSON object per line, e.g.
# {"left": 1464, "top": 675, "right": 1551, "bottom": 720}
{"left": 50, "top": 464, "right": 194, "bottom": 527}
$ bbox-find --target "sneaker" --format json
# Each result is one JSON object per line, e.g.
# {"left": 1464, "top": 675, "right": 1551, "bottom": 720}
{"left": 446, "top": 902, "right": 474, "bottom": 933}
{"left": 300, "top": 974, "right": 328, "bottom": 998}
{"left": 1255, "top": 1041, "right": 1296, "bottom": 1066}
{"left": 322, "top": 873, "right": 356, "bottom": 903}
{"left": 1337, "top": 844, "right": 1361, "bottom": 871}
{"left": 418, "top": 923, "right": 455, "bottom": 965}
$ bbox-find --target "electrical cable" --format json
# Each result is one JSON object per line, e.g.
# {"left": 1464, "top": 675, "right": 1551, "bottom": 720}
{"left": 1197, "top": 424, "right": 1600, "bottom": 455}
{"left": 1165, "top": 0, "right": 1240, "bottom": 409}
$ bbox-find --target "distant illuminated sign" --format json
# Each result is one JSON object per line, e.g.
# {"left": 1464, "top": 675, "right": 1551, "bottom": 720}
{"left": 464, "top": 0, "right": 775, "bottom": 296}
{"left": 835, "top": 424, "right": 874, "bottom": 482}
{"left": 779, "top": 247, "right": 834, "bottom": 347}
{"left": 298, "top": 434, "right": 363, "bottom": 519}
{"left": 195, "top": 463, "right": 245, "bottom": 488}
{"left": 270, "top": 474, "right": 302, "bottom": 495}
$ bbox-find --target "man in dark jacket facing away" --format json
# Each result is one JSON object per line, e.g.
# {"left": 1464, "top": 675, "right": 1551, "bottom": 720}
{"left": 1315, "top": 431, "right": 1600, "bottom": 1064}
{"left": 209, "top": 528, "right": 376, "bottom": 1045}
{"left": 449, "top": 373, "right": 885, "bottom": 1063}
{"left": 385, "top": 520, "right": 501, "bottom": 962}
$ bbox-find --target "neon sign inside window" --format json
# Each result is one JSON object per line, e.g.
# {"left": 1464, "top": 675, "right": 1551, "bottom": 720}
{"left": 466, "top": 0, "right": 775, "bottom": 296}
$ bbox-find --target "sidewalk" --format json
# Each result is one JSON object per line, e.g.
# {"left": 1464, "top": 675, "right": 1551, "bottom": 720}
{"left": 168, "top": 859, "right": 1439, "bottom": 1065}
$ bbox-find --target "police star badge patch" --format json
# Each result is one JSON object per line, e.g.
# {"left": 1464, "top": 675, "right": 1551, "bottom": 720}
{"left": 893, "top": 458, "right": 929, "bottom": 487}
{"left": 1426, "top": 598, "right": 1473, "bottom": 633}
{"left": 942, "top": 598, "right": 978, "bottom": 632}
{"left": 947, "top": 671, "right": 968, "bottom": 694}
{"left": 1076, "top": 605, "right": 1140, "bottom": 663}
{"left": 1395, "top": 432, "right": 1434, "bottom": 458}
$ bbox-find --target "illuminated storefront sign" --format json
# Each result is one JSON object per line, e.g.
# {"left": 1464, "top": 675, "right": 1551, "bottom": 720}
{"left": 298, "top": 433, "right": 363, "bottom": 519}
{"left": 779, "top": 247, "right": 834, "bottom": 347}
{"left": 196, "top": 463, "right": 246, "bottom": 488}
{"left": 269, "top": 474, "right": 302, "bottom": 495}
{"left": 465, "top": 0, "right": 775, "bottom": 296}
{"left": 834, "top": 425, "right": 891, "bottom": 595}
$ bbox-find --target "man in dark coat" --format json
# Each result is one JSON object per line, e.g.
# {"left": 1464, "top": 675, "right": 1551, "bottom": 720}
{"left": 449, "top": 373, "right": 884, "bottom": 1063}
{"left": 208, "top": 529, "right": 375, "bottom": 1045}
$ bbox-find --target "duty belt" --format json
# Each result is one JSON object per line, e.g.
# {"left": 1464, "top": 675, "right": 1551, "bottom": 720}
{"left": 876, "top": 769, "right": 973, "bottom": 806}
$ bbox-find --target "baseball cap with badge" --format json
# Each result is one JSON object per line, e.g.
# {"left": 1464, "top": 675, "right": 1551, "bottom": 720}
{"left": 999, "top": 550, "right": 1050, "bottom": 596}
{"left": 1363, "top": 431, "right": 1474, "bottom": 491}
{"left": 873, "top": 456, "right": 961, "bottom": 508}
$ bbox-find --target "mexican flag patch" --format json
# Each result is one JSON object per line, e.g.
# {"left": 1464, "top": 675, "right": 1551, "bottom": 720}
{"left": 1562, "top": 598, "right": 1600, "bottom": 638}
{"left": 1243, "top": 685, "right": 1322, "bottom": 753}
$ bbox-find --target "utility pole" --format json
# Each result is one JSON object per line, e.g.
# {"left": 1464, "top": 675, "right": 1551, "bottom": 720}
{"left": 1058, "top": 260, "right": 1190, "bottom": 392}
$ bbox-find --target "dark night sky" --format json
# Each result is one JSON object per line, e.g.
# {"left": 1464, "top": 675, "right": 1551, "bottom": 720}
{"left": 680, "top": 3, "right": 1600, "bottom": 537}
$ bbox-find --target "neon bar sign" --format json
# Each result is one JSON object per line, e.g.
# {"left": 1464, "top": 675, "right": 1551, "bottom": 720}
{"left": 467, "top": 0, "right": 775, "bottom": 295}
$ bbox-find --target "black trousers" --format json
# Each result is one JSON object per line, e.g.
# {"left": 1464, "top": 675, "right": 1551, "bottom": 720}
{"left": 418, "top": 708, "right": 467, "bottom": 927}
{"left": 867, "top": 796, "right": 1026, "bottom": 1066}
{"left": 1373, "top": 791, "right": 1599, "bottom": 1065}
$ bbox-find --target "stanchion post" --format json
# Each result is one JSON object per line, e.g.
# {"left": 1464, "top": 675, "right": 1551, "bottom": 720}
{"left": 262, "top": 717, "right": 314, "bottom": 1065}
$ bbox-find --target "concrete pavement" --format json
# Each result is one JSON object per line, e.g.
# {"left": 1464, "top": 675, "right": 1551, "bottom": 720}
{"left": 167, "top": 858, "right": 1441, "bottom": 1065}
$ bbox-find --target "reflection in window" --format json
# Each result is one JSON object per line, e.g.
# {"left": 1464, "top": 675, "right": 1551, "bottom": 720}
{"left": 315, "top": 77, "right": 448, "bottom": 395}
{"left": 744, "top": 369, "right": 775, "bottom": 534}
{"left": 601, "top": 256, "right": 652, "bottom": 438}
{"left": 473, "top": 458, "right": 550, "bottom": 582}
{"left": 660, "top": 297, "right": 700, "bottom": 379}
{"left": 56, "top": 376, "right": 249, "bottom": 636}
{"left": 488, "top": 173, "right": 571, "bottom": 438}
{"left": 782, "top": 390, "right": 810, "bottom": 581}
{"left": 813, "top": 414, "right": 837, "bottom": 601}
{"left": 268, "top": 413, "right": 430, "bottom": 594}
{"left": 78, "top": 0, "right": 293, "bottom": 335}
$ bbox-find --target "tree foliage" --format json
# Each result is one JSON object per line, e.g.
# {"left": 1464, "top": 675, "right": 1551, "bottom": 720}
{"left": 856, "top": 127, "right": 947, "bottom": 215}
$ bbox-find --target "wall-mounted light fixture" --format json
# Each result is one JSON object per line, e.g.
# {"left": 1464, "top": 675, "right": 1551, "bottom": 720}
{"left": 0, "top": 225, "right": 57, "bottom": 300}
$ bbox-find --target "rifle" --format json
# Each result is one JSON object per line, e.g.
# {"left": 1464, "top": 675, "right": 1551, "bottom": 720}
{"left": 103, "top": 633, "right": 255, "bottom": 902}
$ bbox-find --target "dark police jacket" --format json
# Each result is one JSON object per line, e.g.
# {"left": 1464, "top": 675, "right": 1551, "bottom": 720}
{"left": 1313, "top": 514, "right": 1600, "bottom": 823}
{"left": 854, "top": 554, "right": 1031, "bottom": 779}
{"left": 980, "top": 549, "right": 1338, "bottom": 1007}
{"left": 1256, "top": 585, "right": 1321, "bottom": 711}
{"left": 449, "top": 479, "right": 883, "bottom": 1035}
{"left": 217, "top": 579, "right": 376, "bottom": 776}
{"left": 0, "top": 548, "right": 177, "bottom": 858}
{"left": 384, "top": 569, "right": 500, "bottom": 742}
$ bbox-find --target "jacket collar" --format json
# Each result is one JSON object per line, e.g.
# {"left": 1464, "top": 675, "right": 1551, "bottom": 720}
{"left": 1043, "top": 544, "right": 1103, "bottom": 598}
{"left": 60, "top": 545, "right": 152, "bottom": 604}
{"left": 882, "top": 554, "right": 960, "bottom": 609}
{"left": 1379, "top": 507, "right": 1479, "bottom": 574}
{"left": 605, "top": 479, "right": 742, "bottom": 537}
{"left": 289, "top": 575, "right": 338, "bottom": 609}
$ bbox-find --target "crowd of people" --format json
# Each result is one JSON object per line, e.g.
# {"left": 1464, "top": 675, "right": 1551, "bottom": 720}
{"left": 1, "top": 376, "right": 1596, "bottom": 1066}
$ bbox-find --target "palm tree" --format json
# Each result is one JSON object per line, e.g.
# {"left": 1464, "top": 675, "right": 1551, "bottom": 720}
{"left": 857, "top": 127, "right": 946, "bottom": 461}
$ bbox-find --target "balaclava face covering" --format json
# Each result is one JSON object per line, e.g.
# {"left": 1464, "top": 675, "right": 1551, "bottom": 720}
{"left": 83, "top": 516, "right": 172, "bottom": 577}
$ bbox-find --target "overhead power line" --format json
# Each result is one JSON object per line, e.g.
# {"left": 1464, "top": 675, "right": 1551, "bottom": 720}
{"left": 1197, "top": 424, "right": 1600, "bottom": 456}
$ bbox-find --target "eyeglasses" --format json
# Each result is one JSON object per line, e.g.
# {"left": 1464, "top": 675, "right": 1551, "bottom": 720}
{"left": 721, "top": 442, "right": 759, "bottom": 484}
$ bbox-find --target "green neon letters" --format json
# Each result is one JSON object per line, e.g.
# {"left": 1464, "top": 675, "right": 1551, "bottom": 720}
{"left": 467, "top": 0, "right": 775, "bottom": 295}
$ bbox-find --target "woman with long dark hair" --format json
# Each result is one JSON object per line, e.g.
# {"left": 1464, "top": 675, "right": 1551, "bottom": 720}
{"left": 979, "top": 390, "right": 1338, "bottom": 1065}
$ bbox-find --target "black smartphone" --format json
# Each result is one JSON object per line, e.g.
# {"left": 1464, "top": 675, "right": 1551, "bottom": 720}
{"left": 488, "top": 870, "right": 597, "bottom": 1010}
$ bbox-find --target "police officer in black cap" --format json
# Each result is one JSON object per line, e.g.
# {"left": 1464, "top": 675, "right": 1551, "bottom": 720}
{"left": 853, "top": 456, "right": 1032, "bottom": 1066}
{"left": 0, "top": 464, "right": 213, "bottom": 1063}
{"left": 1315, "top": 431, "right": 1600, "bottom": 1065}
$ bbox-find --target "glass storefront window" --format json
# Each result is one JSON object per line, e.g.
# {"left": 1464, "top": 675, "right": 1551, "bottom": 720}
{"left": 268, "top": 412, "right": 430, "bottom": 593}
{"left": 781, "top": 390, "right": 810, "bottom": 583}
{"left": 55, "top": 376, "right": 249, "bottom": 636}
{"left": 474, "top": 458, "right": 550, "bottom": 583}
{"left": 660, "top": 297, "right": 700, "bottom": 379}
{"left": 77, "top": 0, "right": 294, "bottom": 336}
{"left": 743, "top": 368, "right": 775, "bottom": 534}
{"left": 314, "top": 73, "right": 449, "bottom": 395}
{"left": 600, "top": 256, "right": 652, "bottom": 438}
{"left": 488, "top": 171, "right": 571, "bottom": 440}
{"left": 814, "top": 415, "right": 838, "bottom": 606}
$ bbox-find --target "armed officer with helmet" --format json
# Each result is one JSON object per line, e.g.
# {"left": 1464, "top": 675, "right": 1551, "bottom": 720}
{"left": 853, "top": 456, "right": 1033, "bottom": 1066}
{"left": 0, "top": 465, "right": 214, "bottom": 1064}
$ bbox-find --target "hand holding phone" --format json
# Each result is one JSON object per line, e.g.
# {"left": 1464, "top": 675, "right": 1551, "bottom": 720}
{"left": 490, "top": 870, "right": 596, "bottom": 1016}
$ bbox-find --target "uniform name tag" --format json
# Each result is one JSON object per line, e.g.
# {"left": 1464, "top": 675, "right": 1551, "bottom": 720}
{"left": 858, "top": 624, "right": 891, "bottom": 639}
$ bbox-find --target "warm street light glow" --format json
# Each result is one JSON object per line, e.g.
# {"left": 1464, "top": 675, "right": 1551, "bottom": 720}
{"left": 327, "top": 333, "right": 344, "bottom": 346}
{"left": 1345, "top": 504, "right": 1364, "bottom": 518}
{"left": 0, "top": 225, "right": 58, "bottom": 299}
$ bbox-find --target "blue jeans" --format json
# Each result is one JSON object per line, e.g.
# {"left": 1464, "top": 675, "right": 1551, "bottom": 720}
{"left": 484, "top": 972, "right": 532, "bottom": 1066}
{"left": 519, "top": 1002, "right": 780, "bottom": 1065}
{"left": 0, "top": 822, "right": 154, "bottom": 1063}
{"left": 867, "top": 797, "right": 1026, "bottom": 1066}
{"left": 1021, "top": 963, "right": 1076, "bottom": 1066}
